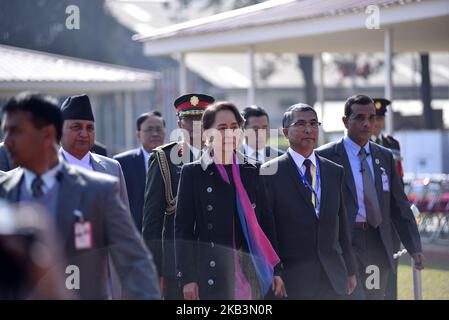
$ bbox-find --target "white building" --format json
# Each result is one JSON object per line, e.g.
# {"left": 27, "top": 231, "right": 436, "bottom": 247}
{"left": 0, "top": 44, "right": 159, "bottom": 154}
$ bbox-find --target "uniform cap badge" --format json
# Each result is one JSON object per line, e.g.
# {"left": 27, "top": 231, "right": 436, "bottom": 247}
{"left": 190, "top": 96, "right": 199, "bottom": 106}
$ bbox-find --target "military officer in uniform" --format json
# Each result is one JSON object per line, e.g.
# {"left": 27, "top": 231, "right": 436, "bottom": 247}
{"left": 142, "top": 93, "right": 215, "bottom": 299}
{"left": 372, "top": 98, "right": 404, "bottom": 180}
{"left": 372, "top": 98, "right": 404, "bottom": 300}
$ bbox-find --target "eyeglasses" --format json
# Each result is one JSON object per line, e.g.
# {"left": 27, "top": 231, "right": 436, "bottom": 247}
{"left": 289, "top": 120, "right": 322, "bottom": 130}
{"left": 141, "top": 127, "right": 164, "bottom": 134}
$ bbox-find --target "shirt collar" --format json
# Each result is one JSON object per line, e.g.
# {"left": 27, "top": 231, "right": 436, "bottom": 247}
{"left": 61, "top": 148, "right": 92, "bottom": 169}
{"left": 23, "top": 159, "right": 63, "bottom": 195}
{"left": 186, "top": 143, "right": 201, "bottom": 160}
{"left": 288, "top": 147, "right": 317, "bottom": 169}
{"left": 141, "top": 146, "right": 150, "bottom": 159}
{"left": 344, "top": 135, "right": 370, "bottom": 157}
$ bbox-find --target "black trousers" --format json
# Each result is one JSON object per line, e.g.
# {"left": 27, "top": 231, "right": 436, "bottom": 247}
{"left": 349, "top": 226, "right": 391, "bottom": 300}
{"left": 283, "top": 259, "right": 342, "bottom": 300}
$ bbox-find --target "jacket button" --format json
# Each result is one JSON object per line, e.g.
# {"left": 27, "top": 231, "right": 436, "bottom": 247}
{"left": 209, "top": 260, "right": 216, "bottom": 268}
{"left": 207, "top": 223, "right": 213, "bottom": 230}
{"left": 206, "top": 205, "right": 213, "bottom": 211}
{"left": 209, "top": 171, "right": 214, "bottom": 176}
{"left": 208, "top": 279, "right": 214, "bottom": 286}
{"left": 207, "top": 187, "right": 213, "bottom": 193}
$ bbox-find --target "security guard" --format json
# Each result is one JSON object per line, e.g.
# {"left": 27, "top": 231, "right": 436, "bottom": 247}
{"left": 142, "top": 93, "right": 215, "bottom": 299}
{"left": 372, "top": 98, "right": 403, "bottom": 300}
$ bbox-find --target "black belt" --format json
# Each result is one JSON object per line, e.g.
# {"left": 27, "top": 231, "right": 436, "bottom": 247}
{"left": 354, "top": 222, "right": 371, "bottom": 231}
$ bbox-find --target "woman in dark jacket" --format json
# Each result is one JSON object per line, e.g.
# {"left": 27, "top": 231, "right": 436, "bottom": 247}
{"left": 175, "top": 101, "right": 286, "bottom": 300}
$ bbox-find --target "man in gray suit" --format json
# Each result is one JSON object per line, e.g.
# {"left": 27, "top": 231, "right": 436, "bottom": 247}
{"left": 59, "top": 94, "right": 131, "bottom": 298}
{"left": 0, "top": 92, "right": 160, "bottom": 299}
{"left": 59, "top": 94, "right": 129, "bottom": 209}
{"left": 316, "top": 95, "right": 424, "bottom": 300}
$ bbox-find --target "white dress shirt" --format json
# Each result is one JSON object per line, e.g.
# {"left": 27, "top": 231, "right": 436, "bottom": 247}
{"left": 23, "top": 160, "right": 63, "bottom": 196}
{"left": 343, "top": 136, "right": 375, "bottom": 223}
{"left": 288, "top": 147, "right": 321, "bottom": 216}
{"left": 141, "top": 146, "right": 150, "bottom": 174}
{"left": 61, "top": 148, "right": 93, "bottom": 171}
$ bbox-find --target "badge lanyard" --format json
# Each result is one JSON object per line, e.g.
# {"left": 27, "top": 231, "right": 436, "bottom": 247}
{"left": 296, "top": 160, "right": 320, "bottom": 208}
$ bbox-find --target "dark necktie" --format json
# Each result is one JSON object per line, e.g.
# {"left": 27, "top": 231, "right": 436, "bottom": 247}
{"left": 303, "top": 159, "right": 313, "bottom": 203}
{"left": 358, "top": 148, "right": 382, "bottom": 228}
{"left": 31, "top": 175, "right": 44, "bottom": 198}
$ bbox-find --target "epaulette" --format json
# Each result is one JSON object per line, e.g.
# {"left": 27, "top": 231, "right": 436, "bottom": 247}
{"left": 384, "top": 135, "right": 400, "bottom": 147}
{"left": 385, "top": 135, "right": 399, "bottom": 143}
{"left": 154, "top": 141, "right": 179, "bottom": 152}
{"left": 148, "top": 141, "right": 179, "bottom": 167}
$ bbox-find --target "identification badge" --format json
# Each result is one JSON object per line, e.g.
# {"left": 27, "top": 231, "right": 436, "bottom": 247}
{"left": 74, "top": 221, "right": 93, "bottom": 250}
{"left": 73, "top": 209, "right": 92, "bottom": 250}
{"left": 381, "top": 168, "right": 390, "bottom": 192}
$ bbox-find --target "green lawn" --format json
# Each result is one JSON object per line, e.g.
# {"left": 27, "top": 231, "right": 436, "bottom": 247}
{"left": 398, "top": 255, "right": 449, "bottom": 300}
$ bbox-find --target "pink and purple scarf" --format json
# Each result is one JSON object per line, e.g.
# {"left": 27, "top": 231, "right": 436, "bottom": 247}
{"left": 214, "top": 152, "right": 280, "bottom": 296}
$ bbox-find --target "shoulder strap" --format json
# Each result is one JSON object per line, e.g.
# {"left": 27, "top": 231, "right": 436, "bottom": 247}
{"left": 155, "top": 148, "right": 177, "bottom": 215}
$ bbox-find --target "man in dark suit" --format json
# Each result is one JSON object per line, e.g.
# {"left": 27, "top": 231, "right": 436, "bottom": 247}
{"left": 142, "top": 93, "right": 215, "bottom": 299}
{"left": 114, "top": 111, "right": 166, "bottom": 231}
{"left": 0, "top": 92, "right": 160, "bottom": 299}
{"left": 261, "top": 104, "right": 357, "bottom": 299}
{"left": 241, "top": 105, "right": 283, "bottom": 163}
{"left": 316, "top": 95, "right": 424, "bottom": 300}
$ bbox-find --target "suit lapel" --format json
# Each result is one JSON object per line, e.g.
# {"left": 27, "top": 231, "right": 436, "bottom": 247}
{"left": 284, "top": 153, "right": 316, "bottom": 214}
{"left": 1, "top": 168, "right": 24, "bottom": 202}
{"left": 90, "top": 153, "right": 107, "bottom": 173}
{"left": 55, "top": 163, "right": 84, "bottom": 247}
{"left": 335, "top": 139, "right": 358, "bottom": 204}
{"left": 136, "top": 149, "right": 146, "bottom": 191}
{"left": 316, "top": 155, "right": 328, "bottom": 221}
{"left": 369, "top": 142, "right": 385, "bottom": 207}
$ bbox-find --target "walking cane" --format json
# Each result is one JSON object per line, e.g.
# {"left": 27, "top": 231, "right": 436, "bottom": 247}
{"left": 393, "top": 248, "right": 422, "bottom": 300}
{"left": 393, "top": 204, "right": 423, "bottom": 300}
